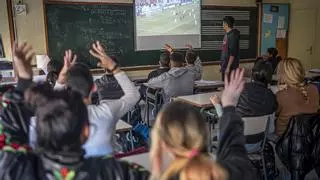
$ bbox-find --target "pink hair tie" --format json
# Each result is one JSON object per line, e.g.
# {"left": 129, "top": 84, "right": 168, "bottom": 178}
{"left": 188, "top": 149, "right": 199, "bottom": 159}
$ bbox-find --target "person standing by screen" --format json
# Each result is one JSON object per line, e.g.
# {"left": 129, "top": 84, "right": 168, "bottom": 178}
{"left": 221, "top": 16, "right": 240, "bottom": 81}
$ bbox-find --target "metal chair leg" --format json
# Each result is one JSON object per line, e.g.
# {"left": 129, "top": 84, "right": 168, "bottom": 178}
{"left": 261, "top": 153, "right": 268, "bottom": 180}
{"left": 130, "top": 130, "right": 134, "bottom": 151}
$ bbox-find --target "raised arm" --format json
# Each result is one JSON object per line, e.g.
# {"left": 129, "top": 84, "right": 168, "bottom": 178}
{"left": 147, "top": 73, "right": 168, "bottom": 89}
{"left": 54, "top": 50, "right": 77, "bottom": 90}
{"left": 89, "top": 41, "right": 140, "bottom": 119}
{"left": 216, "top": 69, "right": 257, "bottom": 180}
{"left": 0, "top": 42, "right": 35, "bottom": 152}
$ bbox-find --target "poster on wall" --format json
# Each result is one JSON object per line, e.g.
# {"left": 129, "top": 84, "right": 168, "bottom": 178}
{"left": 0, "top": 35, "right": 5, "bottom": 58}
{"left": 263, "top": 13, "right": 273, "bottom": 24}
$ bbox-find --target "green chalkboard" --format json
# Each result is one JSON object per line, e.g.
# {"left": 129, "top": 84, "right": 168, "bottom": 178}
{"left": 45, "top": 3, "right": 258, "bottom": 68}
{"left": 45, "top": 3, "right": 160, "bottom": 67}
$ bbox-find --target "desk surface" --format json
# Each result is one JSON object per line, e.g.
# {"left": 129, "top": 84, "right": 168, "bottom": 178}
{"left": 121, "top": 152, "right": 171, "bottom": 171}
{"left": 309, "top": 69, "right": 320, "bottom": 74}
{"left": 175, "top": 91, "right": 222, "bottom": 108}
{"left": 194, "top": 80, "right": 224, "bottom": 89}
{"left": 116, "top": 120, "right": 132, "bottom": 132}
{"left": 272, "top": 73, "right": 320, "bottom": 81}
{"left": 144, "top": 80, "right": 225, "bottom": 90}
{"left": 0, "top": 77, "right": 16, "bottom": 86}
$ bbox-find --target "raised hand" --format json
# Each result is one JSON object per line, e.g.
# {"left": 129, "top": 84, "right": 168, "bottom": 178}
{"left": 13, "top": 42, "right": 35, "bottom": 79}
{"left": 57, "top": 49, "right": 77, "bottom": 84}
{"left": 89, "top": 41, "right": 117, "bottom": 72}
{"left": 221, "top": 68, "right": 245, "bottom": 107}
{"left": 164, "top": 44, "right": 174, "bottom": 54}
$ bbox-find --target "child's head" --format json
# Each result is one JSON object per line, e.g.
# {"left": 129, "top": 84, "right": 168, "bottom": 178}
{"left": 159, "top": 52, "right": 170, "bottom": 68}
{"left": 267, "top": 48, "right": 278, "bottom": 58}
{"left": 276, "top": 58, "right": 309, "bottom": 101}
{"left": 252, "top": 60, "right": 273, "bottom": 85}
{"left": 47, "top": 60, "right": 63, "bottom": 74}
{"left": 151, "top": 101, "right": 227, "bottom": 180}
{"left": 66, "top": 63, "right": 94, "bottom": 100}
{"left": 277, "top": 58, "right": 305, "bottom": 86}
{"left": 46, "top": 60, "right": 63, "bottom": 86}
{"left": 170, "top": 52, "right": 184, "bottom": 68}
{"left": 185, "top": 51, "right": 197, "bottom": 65}
{"left": 223, "top": 16, "right": 235, "bottom": 31}
{"left": 25, "top": 84, "right": 89, "bottom": 152}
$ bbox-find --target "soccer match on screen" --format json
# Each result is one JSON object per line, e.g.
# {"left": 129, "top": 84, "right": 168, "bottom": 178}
{"left": 135, "top": 0, "right": 201, "bottom": 36}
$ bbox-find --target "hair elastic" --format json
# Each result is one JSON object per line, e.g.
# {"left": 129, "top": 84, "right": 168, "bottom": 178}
{"left": 188, "top": 149, "right": 199, "bottom": 159}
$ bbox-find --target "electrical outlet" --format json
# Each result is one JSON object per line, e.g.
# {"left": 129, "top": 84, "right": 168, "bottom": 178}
{"left": 14, "top": 4, "right": 27, "bottom": 16}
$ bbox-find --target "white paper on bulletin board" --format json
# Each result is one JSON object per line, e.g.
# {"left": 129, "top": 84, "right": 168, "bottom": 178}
{"left": 278, "top": 16, "right": 285, "bottom": 29}
{"left": 263, "top": 13, "right": 273, "bottom": 24}
{"left": 276, "top": 29, "right": 286, "bottom": 38}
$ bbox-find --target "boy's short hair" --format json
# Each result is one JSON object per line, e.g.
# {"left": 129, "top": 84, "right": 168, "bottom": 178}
{"left": 185, "top": 51, "right": 197, "bottom": 64}
{"left": 47, "top": 60, "right": 63, "bottom": 73}
{"left": 36, "top": 88, "right": 88, "bottom": 151}
{"left": 170, "top": 52, "right": 184, "bottom": 63}
{"left": 267, "top": 47, "right": 278, "bottom": 58}
{"left": 223, "top": 16, "right": 235, "bottom": 28}
{"left": 66, "top": 63, "right": 94, "bottom": 98}
{"left": 159, "top": 52, "right": 170, "bottom": 67}
{"left": 170, "top": 52, "right": 185, "bottom": 67}
{"left": 252, "top": 61, "right": 273, "bottom": 85}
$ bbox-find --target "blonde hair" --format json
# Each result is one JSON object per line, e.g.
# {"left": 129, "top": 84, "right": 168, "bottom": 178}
{"left": 150, "top": 102, "right": 227, "bottom": 180}
{"left": 276, "top": 58, "right": 309, "bottom": 101}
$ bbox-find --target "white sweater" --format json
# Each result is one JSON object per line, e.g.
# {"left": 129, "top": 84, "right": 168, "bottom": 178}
{"left": 54, "top": 71, "right": 140, "bottom": 156}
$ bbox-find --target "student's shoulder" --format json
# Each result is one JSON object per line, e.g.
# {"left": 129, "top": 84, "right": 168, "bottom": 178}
{"left": 0, "top": 151, "right": 39, "bottom": 179}
{"left": 307, "top": 84, "right": 318, "bottom": 92}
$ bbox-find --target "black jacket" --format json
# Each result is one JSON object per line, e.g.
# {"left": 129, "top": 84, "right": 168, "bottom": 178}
{"left": 236, "top": 82, "right": 277, "bottom": 117}
{"left": 95, "top": 74, "right": 124, "bottom": 100}
{"left": 276, "top": 113, "right": 320, "bottom": 180}
{"left": 147, "top": 67, "right": 170, "bottom": 80}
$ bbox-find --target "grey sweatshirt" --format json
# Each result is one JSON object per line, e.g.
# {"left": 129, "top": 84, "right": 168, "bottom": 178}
{"left": 148, "top": 67, "right": 195, "bottom": 103}
{"left": 54, "top": 71, "right": 140, "bottom": 156}
{"left": 185, "top": 57, "right": 203, "bottom": 81}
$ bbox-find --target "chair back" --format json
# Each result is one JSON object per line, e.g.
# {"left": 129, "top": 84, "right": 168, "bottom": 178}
{"left": 242, "top": 114, "right": 272, "bottom": 144}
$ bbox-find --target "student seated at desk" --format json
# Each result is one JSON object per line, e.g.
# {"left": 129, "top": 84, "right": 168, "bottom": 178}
{"left": 165, "top": 44, "right": 203, "bottom": 81}
{"left": 151, "top": 69, "right": 257, "bottom": 180}
{"left": 95, "top": 56, "right": 124, "bottom": 100}
{"left": 237, "top": 61, "right": 277, "bottom": 117}
{"left": 212, "top": 62, "right": 277, "bottom": 118}
{"left": 46, "top": 60, "right": 63, "bottom": 87}
{"left": 185, "top": 49, "right": 203, "bottom": 81}
{"left": 255, "top": 47, "right": 282, "bottom": 74}
{"left": 276, "top": 58, "right": 319, "bottom": 136}
{"left": 148, "top": 52, "right": 170, "bottom": 80}
{"left": 139, "top": 52, "right": 170, "bottom": 101}
{"left": 54, "top": 41, "right": 140, "bottom": 157}
{"left": 148, "top": 52, "right": 195, "bottom": 104}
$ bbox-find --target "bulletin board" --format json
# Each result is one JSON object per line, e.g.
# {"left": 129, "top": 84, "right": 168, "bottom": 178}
{"left": 261, "top": 4, "right": 289, "bottom": 58}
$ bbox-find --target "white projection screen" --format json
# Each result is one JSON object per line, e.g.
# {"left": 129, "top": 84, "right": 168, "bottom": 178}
{"left": 135, "top": 0, "right": 201, "bottom": 51}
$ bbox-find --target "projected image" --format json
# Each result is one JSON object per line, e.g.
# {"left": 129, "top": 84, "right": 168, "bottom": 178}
{"left": 135, "top": 0, "right": 200, "bottom": 36}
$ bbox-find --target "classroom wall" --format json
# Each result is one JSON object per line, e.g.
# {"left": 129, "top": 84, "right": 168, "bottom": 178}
{"left": 1, "top": 0, "right": 319, "bottom": 79}
{"left": 0, "top": 0, "right": 257, "bottom": 80}
{"left": 0, "top": 0, "right": 12, "bottom": 58}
